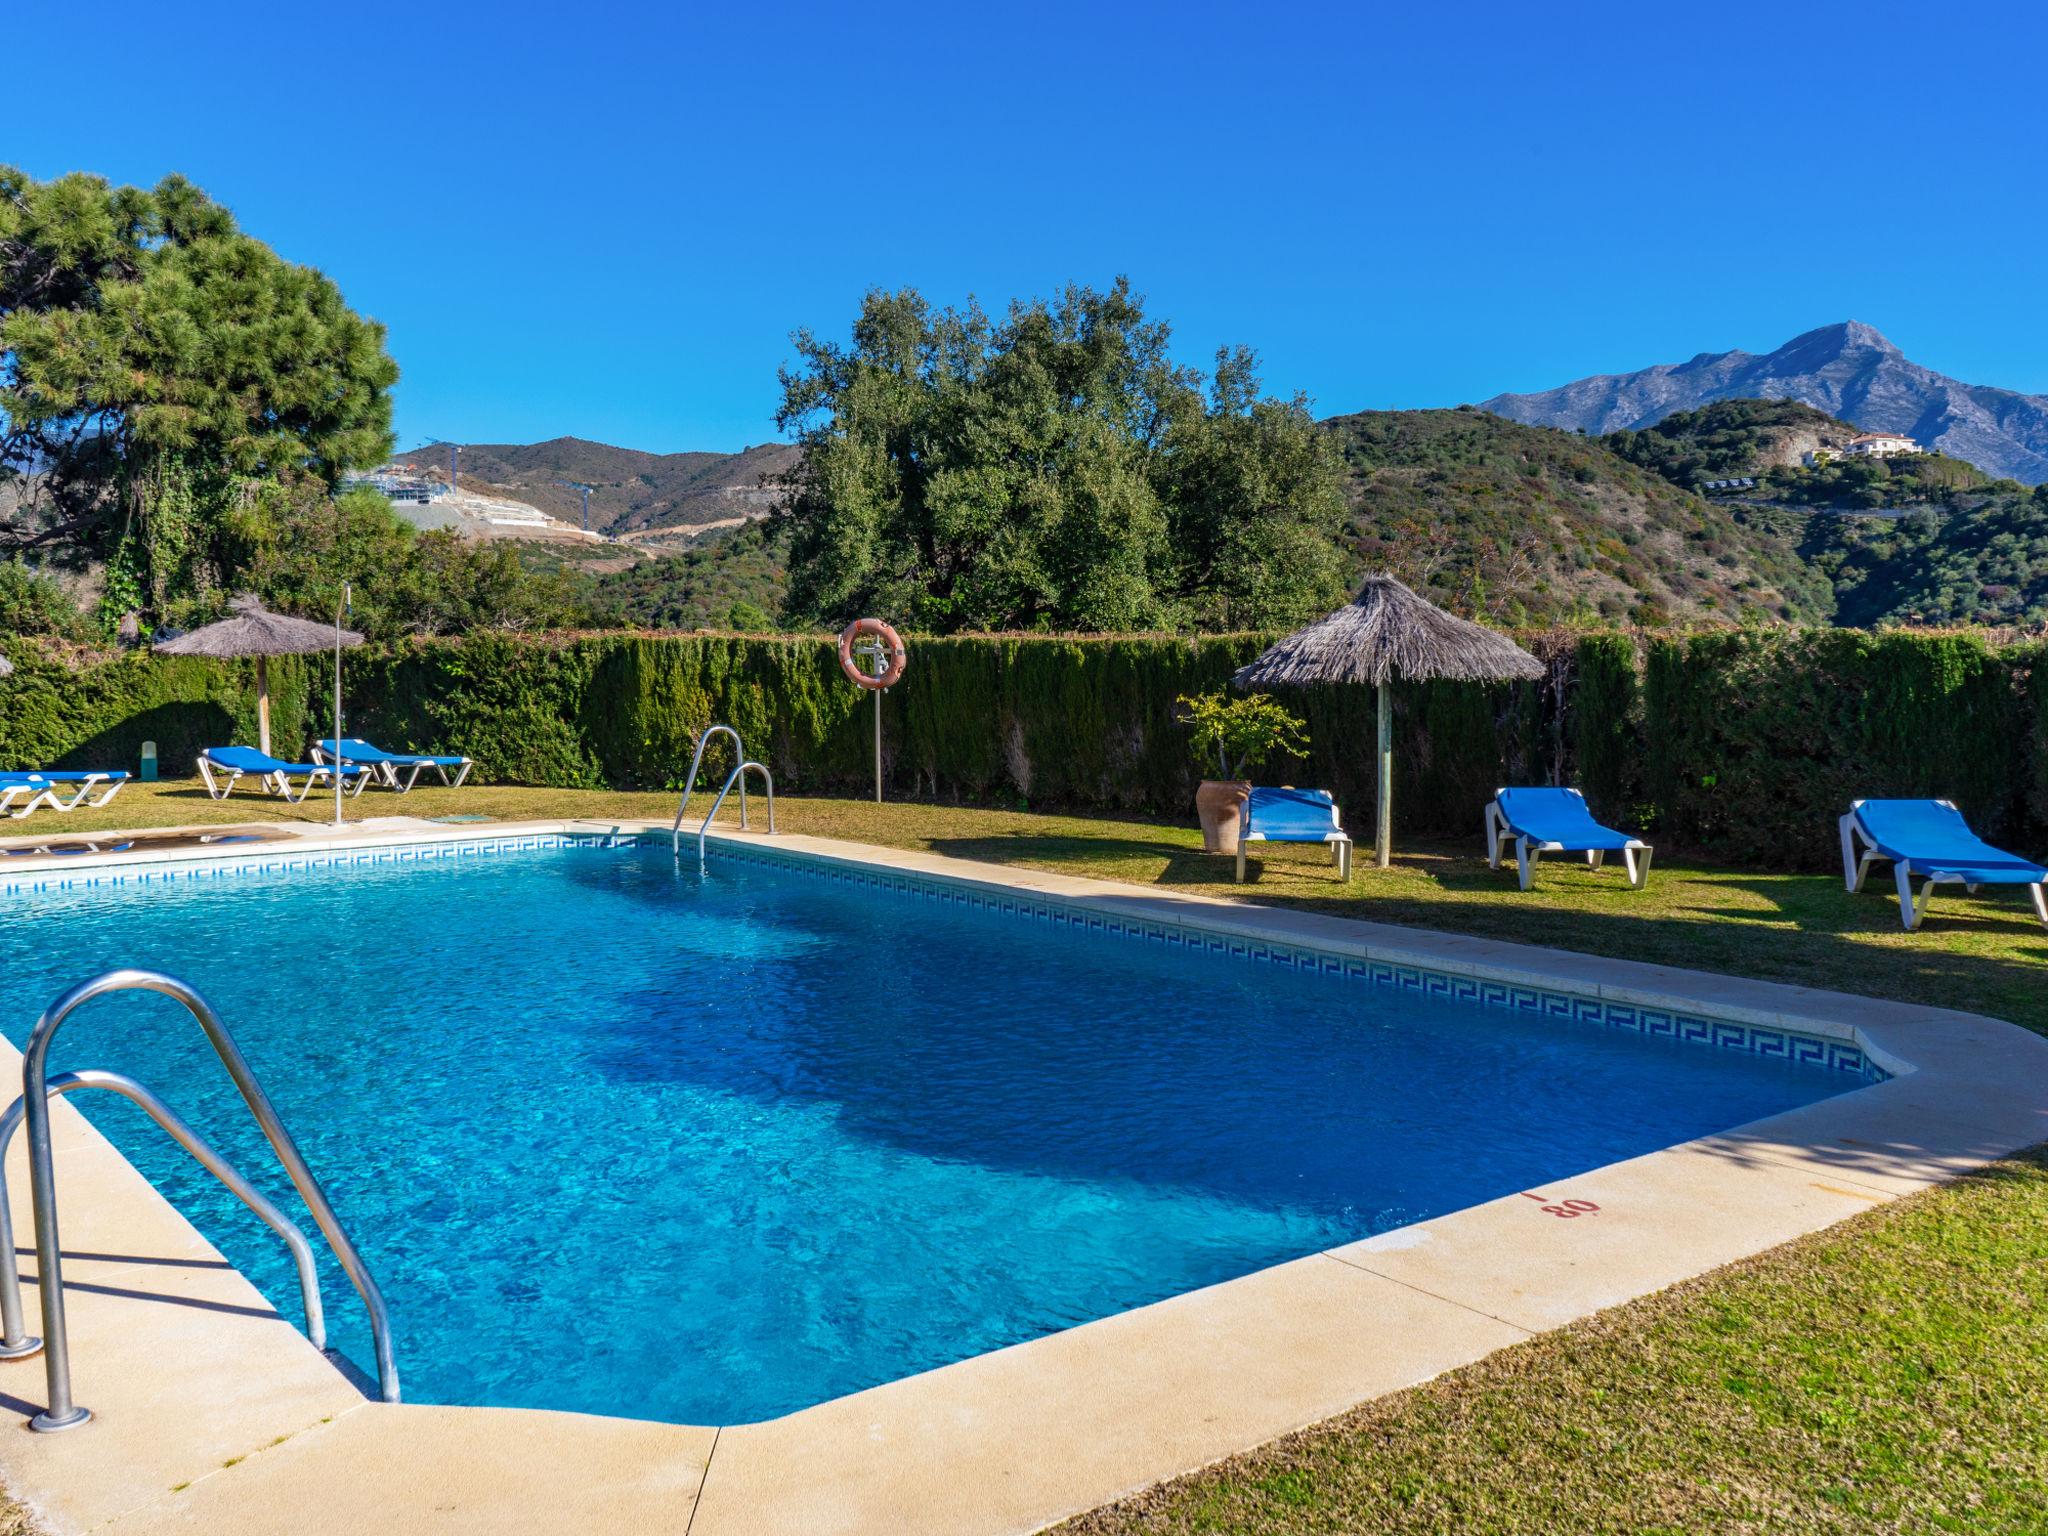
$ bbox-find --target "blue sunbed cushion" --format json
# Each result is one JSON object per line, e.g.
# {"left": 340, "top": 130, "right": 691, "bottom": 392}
{"left": 1853, "top": 799, "right": 2048, "bottom": 884}
{"left": 318, "top": 738, "right": 467, "bottom": 767}
{"left": 1496, "top": 787, "right": 1638, "bottom": 852}
{"left": 206, "top": 746, "right": 364, "bottom": 776}
{"left": 1246, "top": 787, "right": 1344, "bottom": 842}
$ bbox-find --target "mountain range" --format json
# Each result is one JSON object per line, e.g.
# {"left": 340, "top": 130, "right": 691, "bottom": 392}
{"left": 1480, "top": 322, "right": 2048, "bottom": 485}
{"left": 395, "top": 438, "right": 797, "bottom": 539}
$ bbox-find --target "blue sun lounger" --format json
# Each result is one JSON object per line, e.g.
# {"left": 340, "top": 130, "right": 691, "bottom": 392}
{"left": 1485, "top": 786, "right": 1652, "bottom": 891}
{"left": 0, "top": 769, "right": 130, "bottom": 818}
{"left": 1235, "top": 787, "right": 1353, "bottom": 882}
{"left": 1840, "top": 798, "right": 2048, "bottom": 931}
{"left": 198, "top": 747, "right": 368, "bottom": 805}
{"left": 312, "top": 738, "right": 473, "bottom": 792}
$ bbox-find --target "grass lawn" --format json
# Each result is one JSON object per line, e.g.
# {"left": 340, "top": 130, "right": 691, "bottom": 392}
{"left": 5, "top": 783, "right": 2046, "bottom": 1533}
{"left": 1061, "top": 1148, "right": 2048, "bottom": 1536}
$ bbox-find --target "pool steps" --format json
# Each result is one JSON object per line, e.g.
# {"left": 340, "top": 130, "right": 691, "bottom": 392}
{"left": 0, "top": 969, "right": 400, "bottom": 1430}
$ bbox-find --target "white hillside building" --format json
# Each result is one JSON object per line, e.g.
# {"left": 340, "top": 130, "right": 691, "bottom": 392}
{"left": 1803, "top": 431, "right": 1921, "bottom": 467}
{"left": 1843, "top": 431, "right": 1919, "bottom": 459}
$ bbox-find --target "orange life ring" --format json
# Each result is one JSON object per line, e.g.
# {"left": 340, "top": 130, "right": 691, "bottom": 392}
{"left": 838, "top": 618, "right": 906, "bottom": 689}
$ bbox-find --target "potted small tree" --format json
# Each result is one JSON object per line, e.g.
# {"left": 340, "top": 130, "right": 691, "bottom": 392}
{"left": 1178, "top": 691, "right": 1310, "bottom": 855}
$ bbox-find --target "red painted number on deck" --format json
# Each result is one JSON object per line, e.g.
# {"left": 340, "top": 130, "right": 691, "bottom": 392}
{"left": 1540, "top": 1198, "right": 1600, "bottom": 1219}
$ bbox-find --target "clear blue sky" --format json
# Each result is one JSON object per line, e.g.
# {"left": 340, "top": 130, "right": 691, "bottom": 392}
{"left": 13, "top": 0, "right": 2045, "bottom": 454}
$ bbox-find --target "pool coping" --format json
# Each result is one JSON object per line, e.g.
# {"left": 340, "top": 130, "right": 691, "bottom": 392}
{"left": 0, "top": 816, "right": 2043, "bottom": 1535}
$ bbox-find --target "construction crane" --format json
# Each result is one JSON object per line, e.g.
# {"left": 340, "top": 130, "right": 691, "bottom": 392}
{"left": 408, "top": 437, "right": 460, "bottom": 491}
{"left": 554, "top": 480, "right": 596, "bottom": 532}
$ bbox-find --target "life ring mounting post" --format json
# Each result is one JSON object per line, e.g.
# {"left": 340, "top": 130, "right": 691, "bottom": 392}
{"left": 838, "top": 619, "right": 906, "bottom": 804}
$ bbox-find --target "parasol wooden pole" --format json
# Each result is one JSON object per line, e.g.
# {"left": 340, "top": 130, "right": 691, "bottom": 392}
{"left": 1375, "top": 678, "right": 1392, "bottom": 869}
{"left": 255, "top": 655, "right": 272, "bottom": 757}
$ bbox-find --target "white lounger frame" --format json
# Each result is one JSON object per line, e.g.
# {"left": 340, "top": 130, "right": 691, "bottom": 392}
{"left": 1839, "top": 799, "right": 2048, "bottom": 932}
{"left": 1235, "top": 826, "right": 1353, "bottom": 883}
{"left": 198, "top": 756, "right": 368, "bottom": 805}
{"left": 311, "top": 745, "right": 473, "bottom": 793}
{"left": 3, "top": 774, "right": 128, "bottom": 820}
{"left": 1485, "top": 797, "right": 1651, "bottom": 892}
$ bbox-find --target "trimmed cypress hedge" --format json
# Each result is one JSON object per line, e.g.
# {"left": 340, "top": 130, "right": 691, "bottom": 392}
{"left": 0, "top": 627, "right": 2039, "bottom": 870}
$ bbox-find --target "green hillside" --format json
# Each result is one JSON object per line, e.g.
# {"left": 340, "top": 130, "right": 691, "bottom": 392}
{"left": 584, "top": 522, "right": 789, "bottom": 629}
{"left": 1803, "top": 485, "right": 2048, "bottom": 625}
{"left": 1605, "top": 399, "right": 1855, "bottom": 488}
{"left": 1327, "top": 408, "right": 1832, "bottom": 624}
{"left": 1600, "top": 397, "right": 2048, "bottom": 624}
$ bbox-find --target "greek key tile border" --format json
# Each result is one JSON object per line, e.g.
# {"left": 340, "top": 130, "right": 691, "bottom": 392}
{"left": 708, "top": 838, "right": 1887, "bottom": 1084}
{"left": 0, "top": 828, "right": 1883, "bottom": 1083}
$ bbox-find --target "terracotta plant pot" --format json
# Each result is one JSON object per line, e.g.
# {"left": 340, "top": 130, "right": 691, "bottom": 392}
{"left": 1195, "top": 779, "right": 1252, "bottom": 854}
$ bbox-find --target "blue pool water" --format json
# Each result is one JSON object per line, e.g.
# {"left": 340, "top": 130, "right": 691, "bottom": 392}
{"left": 0, "top": 843, "right": 1852, "bottom": 1423}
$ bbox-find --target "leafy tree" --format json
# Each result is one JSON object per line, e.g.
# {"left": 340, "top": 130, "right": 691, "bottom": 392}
{"left": 216, "top": 481, "right": 589, "bottom": 638}
{"left": 725, "top": 598, "right": 777, "bottom": 631}
{"left": 0, "top": 167, "right": 397, "bottom": 622}
{"left": 583, "top": 522, "right": 789, "bottom": 630}
{"left": 772, "top": 280, "right": 1347, "bottom": 633}
{"left": 0, "top": 558, "right": 81, "bottom": 638}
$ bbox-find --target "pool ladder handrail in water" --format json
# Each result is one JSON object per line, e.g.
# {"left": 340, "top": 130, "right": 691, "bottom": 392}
{"left": 0, "top": 969, "right": 398, "bottom": 1431}
{"left": 671, "top": 723, "right": 777, "bottom": 863}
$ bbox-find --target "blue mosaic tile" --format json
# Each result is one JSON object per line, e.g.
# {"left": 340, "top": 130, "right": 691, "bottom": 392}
{"left": 709, "top": 838, "right": 1887, "bottom": 1085}
{"left": 6, "top": 829, "right": 1884, "bottom": 1086}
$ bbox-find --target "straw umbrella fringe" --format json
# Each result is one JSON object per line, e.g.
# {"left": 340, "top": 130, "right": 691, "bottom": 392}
{"left": 154, "top": 597, "right": 364, "bottom": 755}
{"left": 1233, "top": 576, "right": 1543, "bottom": 868}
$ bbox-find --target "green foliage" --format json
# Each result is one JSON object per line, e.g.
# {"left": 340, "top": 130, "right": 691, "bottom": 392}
{"left": 13, "top": 627, "right": 2048, "bottom": 873}
{"left": 250, "top": 486, "right": 587, "bottom": 637}
{"left": 1570, "top": 632, "right": 1639, "bottom": 820}
{"left": 1176, "top": 691, "right": 1310, "bottom": 779}
{"left": 0, "top": 637, "right": 311, "bottom": 774}
{"left": 773, "top": 280, "right": 1348, "bottom": 633}
{"left": 1639, "top": 627, "right": 2025, "bottom": 867}
{"left": 0, "top": 167, "right": 397, "bottom": 619}
{"left": 584, "top": 522, "right": 789, "bottom": 629}
{"left": 1605, "top": 399, "right": 1850, "bottom": 489}
{"left": 726, "top": 599, "right": 777, "bottom": 632}
{"left": 1328, "top": 408, "right": 1832, "bottom": 627}
{"left": 1764, "top": 452, "right": 1995, "bottom": 511}
{"left": 0, "top": 559, "right": 83, "bottom": 639}
{"left": 1798, "top": 486, "right": 2048, "bottom": 625}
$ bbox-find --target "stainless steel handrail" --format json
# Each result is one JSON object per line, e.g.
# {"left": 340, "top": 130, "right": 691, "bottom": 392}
{"left": 17, "top": 970, "right": 398, "bottom": 1430}
{"left": 671, "top": 724, "right": 746, "bottom": 850}
{"left": 696, "top": 761, "right": 775, "bottom": 867}
{"left": 0, "top": 1069, "right": 327, "bottom": 1363}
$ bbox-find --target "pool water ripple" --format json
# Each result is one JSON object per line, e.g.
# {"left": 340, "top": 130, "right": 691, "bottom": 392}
{"left": 0, "top": 845, "right": 1850, "bottom": 1423}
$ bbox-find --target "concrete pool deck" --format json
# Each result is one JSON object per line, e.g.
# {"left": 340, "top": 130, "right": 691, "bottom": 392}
{"left": 0, "top": 816, "right": 2041, "bottom": 1534}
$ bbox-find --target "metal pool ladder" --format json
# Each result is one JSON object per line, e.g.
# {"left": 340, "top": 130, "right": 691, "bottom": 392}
{"left": 671, "top": 723, "right": 776, "bottom": 865}
{"left": 0, "top": 969, "right": 398, "bottom": 1430}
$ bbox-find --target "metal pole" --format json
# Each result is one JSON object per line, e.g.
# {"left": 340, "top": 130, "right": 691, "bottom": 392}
{"left": 1375, "top": 678, "right": 1393, "bottom": 869}
{"left": 869, "top": 642, "right": 887, "bottom": 804}
{"left": 333, "top": 582, "right": 348, "bottom": 829}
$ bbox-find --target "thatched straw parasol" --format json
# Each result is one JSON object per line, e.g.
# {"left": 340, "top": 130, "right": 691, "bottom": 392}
{"left": 1234, "top": 575, "right": 1542, "bottom": 869}
{"left": 154, "top": 596, "right": 363, "bottom": 755}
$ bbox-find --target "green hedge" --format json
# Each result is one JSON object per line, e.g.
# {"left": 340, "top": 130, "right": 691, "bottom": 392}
{"left": 0, "top": 646, "right": 315, "bottom": 777}
{"left": 2, "top": 627, "right": 2042, "bottom": 870}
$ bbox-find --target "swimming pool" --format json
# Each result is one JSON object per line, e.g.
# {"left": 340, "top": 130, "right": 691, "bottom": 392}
{"left": 0, "top": 836, "right": 1864, "bottom": 1425}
